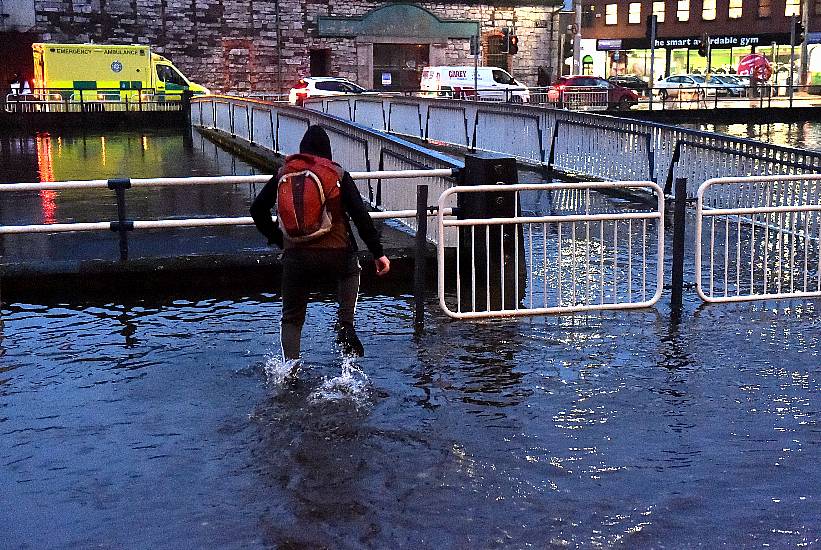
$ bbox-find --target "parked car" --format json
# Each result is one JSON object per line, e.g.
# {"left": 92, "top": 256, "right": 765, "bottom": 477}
{"left": 608, "top": 74, "right": 650, "bottom": 96}
{"left": 706, "top": 75, "right": 744, "bottom": 96}
{"left": 549, "top": 75, "right": 639, "bottom": 110}
{"left": 654, "top": 74, "right": 717, "bottom": 100}
{"left": 288, "top": 77, "right": 367, "bottom": 106}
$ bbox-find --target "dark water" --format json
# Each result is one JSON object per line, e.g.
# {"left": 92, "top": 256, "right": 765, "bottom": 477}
{"left": 1, "top": 126, "right": 819, "bottom": 547}
{"left": 0, "top": 128, "right": 265, "bottom": 263}
{"left": 686, "top": 121, "right": 821, "bottom": 152}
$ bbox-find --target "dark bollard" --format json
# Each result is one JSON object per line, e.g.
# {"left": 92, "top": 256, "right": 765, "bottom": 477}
{"left": 457, "top": 153, "right": 526, "bottom": 312}
{"left": 414, "top": 185, "right": 429, "bottom": 332}
{"left": 670, "top": 177, "right": 687, "bottom": 310}
{"left": 182, "top": 90, "right": 193, "bottom": 124}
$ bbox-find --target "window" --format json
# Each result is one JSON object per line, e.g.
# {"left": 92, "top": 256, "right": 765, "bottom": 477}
{"left": 315, "top": 81, "right": 345, "bottom": 92}
{"left": 702, "top": 0, "right": 716, "bottom": 20}
{"left": 156, "top": 65, "right": 187, "bottom": 86}
{"left": 758, "top": 0, "right": 771, "bottom": 17}
{"left": 653, "top": 1, "right": 666, "bottom": 22}
{"left": 816, "top": 0, "right": 821, "bottom": 16}
{"left": 605, "top": 3, "right": 617, "bottom": 25}
{"left": 677, "top": 0, "right": 690, "bottom": 21}
{"left": 729, "top": 0, "right": 742, "bottom": 18}
{"left": 629, "top": 2, "right": 642, "bottom": 24}
{"left": 785, "top": 0, "right": 800, "bottom": 16}
{"left": 492, "top": 69, "right": 514, "bottom": 85}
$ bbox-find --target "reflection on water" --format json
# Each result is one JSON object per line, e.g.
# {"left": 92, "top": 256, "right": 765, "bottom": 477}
{"left": 1, "top": 292, "right": 818, "bottom": 547}
{"left": 0, "top": 128, "right": 266, "bottom": 263}
{"left": 688, "top": 121, "right": 821, "bottom": 151}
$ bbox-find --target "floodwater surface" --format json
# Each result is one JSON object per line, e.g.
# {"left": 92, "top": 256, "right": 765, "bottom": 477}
{"left": 0, "top": 125, "right": 819, "bottom": 548}
{"left": 1, "top": 290, "right": 818, "bottom": 548}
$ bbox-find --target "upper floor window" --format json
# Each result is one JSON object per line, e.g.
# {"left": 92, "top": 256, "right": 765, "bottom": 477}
{"left": 677, "top": 0, "right": 690, "bottom": 21}
{"left": 629, "top": 2, "right": 642, "bottom": 23}
{"left": 758, "top": 0, "right": 771, "bottom": 17}
{"left": 605, "top": 3, "right": 618, "bottom": 25}
{"left": 653, "top": 1, "right": 666, "bottom": 22}
{"left": 785, "top": 0, "right": 801, "bottom": 16}
{"left": 729, "top": 0, "right": 743, "bottom": 18}
{"left": 702, "top": 0, "right": 716, "bottom": 20}
{"left": 815, "top": 0, "right": 821, "bottom": 16}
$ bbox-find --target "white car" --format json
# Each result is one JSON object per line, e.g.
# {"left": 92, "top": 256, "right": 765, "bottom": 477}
{"left": 654, "top": 74, "right": 716, "bottom": 100}
{"left": 288, "top": 77, "right": 367, "bottom": 106}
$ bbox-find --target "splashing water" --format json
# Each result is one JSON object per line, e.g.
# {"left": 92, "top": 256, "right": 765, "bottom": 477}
{"left": 308, "top": 357, "right": 370, "bottom": 408}
{"left": 262, "top": 353, "right": 301, "bottom": 387}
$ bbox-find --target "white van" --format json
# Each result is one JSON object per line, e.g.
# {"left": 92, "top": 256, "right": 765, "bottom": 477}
{"left": 420, "top": 66, "right": 530, "bottom": 103}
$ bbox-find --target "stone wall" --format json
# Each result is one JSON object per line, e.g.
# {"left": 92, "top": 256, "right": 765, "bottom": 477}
{"left": 32, "top": 0, "right": 560, "bottom": 92}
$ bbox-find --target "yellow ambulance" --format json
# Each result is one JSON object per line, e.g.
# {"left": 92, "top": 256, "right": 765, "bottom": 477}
{"left": 32, "top": 43, "right": 209, "bottom": 101}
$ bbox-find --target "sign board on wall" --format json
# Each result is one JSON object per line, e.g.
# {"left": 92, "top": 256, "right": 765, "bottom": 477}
{"left": 381, "top": 72, "right": 392, "bottom": 86}
{"left": 597, "top": 33, "right": 792, "bottom": 51}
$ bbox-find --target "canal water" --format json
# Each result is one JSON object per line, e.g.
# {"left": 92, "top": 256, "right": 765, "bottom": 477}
{"left": 1, "top": 125, "right": 819, "bottom": 548}
{"left": 687, "top": 121, "right": 821, "bottom": 152}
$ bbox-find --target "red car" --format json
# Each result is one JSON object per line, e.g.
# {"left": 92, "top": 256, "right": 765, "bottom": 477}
{"left": 549, "top": 76, "right": 639, "bottom": 111}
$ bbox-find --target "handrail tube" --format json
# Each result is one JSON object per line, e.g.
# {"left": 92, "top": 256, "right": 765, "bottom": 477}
{"left": 0, "top": 169, "right": 459, "bottom": 193}
{"left": 443, "top": 211, "right": 661, "bottom": 227}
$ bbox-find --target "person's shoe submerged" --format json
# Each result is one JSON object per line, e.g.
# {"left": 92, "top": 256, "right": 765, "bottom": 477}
{"left": 336, "top": 324, "right": 364, "bottom": 357}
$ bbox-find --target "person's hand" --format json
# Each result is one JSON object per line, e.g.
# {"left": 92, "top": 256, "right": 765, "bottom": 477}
{"left": 374, "top": 256, "right": 390, "bottom": 276}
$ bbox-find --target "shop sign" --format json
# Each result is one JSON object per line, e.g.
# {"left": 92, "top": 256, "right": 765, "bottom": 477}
{"left": 381, "top": 72, "right": 392, "bottom": 86}
{"left": 808, "top": 32, "right": 821, "bottom": 45}
{"left": 602, "top": 32, "right": 792, "bottom": 51}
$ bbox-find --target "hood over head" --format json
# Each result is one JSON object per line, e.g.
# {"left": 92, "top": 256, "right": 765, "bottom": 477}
{"left": 299, "top": 125, "right": 332, "bottom": 161}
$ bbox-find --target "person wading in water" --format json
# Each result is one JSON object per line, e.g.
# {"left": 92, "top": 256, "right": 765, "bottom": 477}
{"left": 250, "top": 125, "right": 390, "bottom": 361}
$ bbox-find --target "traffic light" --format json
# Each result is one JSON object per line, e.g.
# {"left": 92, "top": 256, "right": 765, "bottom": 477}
{"left": 501, "top": 27, "right": 510, "bottom": 54}
{"left": 793, "top": 18, "right": 806, "bottom": 44}
{"left": 509, "top": 34, "right": 519, "bottom": 55}
{"left": 698, "top": 34, "right": 709, "bottom": 57}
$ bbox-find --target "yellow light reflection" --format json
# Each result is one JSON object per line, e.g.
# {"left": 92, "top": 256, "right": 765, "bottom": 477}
{"left": 100, "top": 136, "right": 107, "bottom": 166}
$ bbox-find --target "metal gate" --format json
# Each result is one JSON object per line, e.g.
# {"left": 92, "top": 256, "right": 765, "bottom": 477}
{"left": 696, "top": 174, "right": 821, "bottom": 303}
{"left": 436, "top": 181, "right": 665, "bottom": 319}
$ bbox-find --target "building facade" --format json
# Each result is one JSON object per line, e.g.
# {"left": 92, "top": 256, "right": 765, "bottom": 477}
{"left": 578, "top": 0, "right": 821, "bottom": 85}
{"left": 1, "top": 0, "right": 563, "bottom": 94}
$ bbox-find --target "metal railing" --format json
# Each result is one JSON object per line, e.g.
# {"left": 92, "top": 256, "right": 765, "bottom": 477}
{"left": 191, "top": 95, "right": 462, "bottom": 244}
{"left": 695, "top": 174, "right": 821, "bottom": 303}
{"left": 3, "top": 87, "right": 187, "bottom": 113}
{"left": 0, "top": 170, "right": 457, "bottom": 260}
{"left": 436, "top": 181, "right": 665, "bottom": 319}
{"left": 303, "top": 94, "right": 821, "bottom": 198}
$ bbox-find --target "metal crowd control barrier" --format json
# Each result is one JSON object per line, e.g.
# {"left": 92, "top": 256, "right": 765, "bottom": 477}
{"left": 303, "top": 95, "right": 821, "bottom": 197}
{"left": 695, "top": 174, "right": 821, "bottom": 303}
{"left": 191, "top": 95, "right": 462, "bottom": 244}
{"left": 436, "top": 181, "right": 665, "bottom": 319}
{"left": 0, "top": 170, "right": 457, "bottom": 261}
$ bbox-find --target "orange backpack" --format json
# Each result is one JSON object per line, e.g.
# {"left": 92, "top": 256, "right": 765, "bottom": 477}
{"left": 276, "top": 154, "right": 343, "bottom": 243}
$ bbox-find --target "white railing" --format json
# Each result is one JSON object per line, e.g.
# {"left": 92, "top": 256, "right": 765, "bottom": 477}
{"left": 695, "top": 174, "right": 821, "bottom": 303}
{"left": 192, "top": 95, "right": 462, "bottom": 244}
{"left": 0, "top": 170, "right": 456, "bottom": 237}
{"left": 436, "top": 181, "right": 665, "bottom": 319}
{"left": 303, "top": 95, "right": 821, "bottom": 196}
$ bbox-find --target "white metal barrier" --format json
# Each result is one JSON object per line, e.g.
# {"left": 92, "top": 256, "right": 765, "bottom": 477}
{"left": 695, "top": 174, "right": 821, "bottom": 303}
{"left": 0, "top": 170, "right": 456, "bottom": 236}
{"left": 436, "top": 181, "right": 665, "bottom": 319}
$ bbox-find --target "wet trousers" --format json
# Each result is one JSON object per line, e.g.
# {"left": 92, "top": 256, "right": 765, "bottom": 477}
{"left": 280, "top": 248, "right": 361, "bottom": 360}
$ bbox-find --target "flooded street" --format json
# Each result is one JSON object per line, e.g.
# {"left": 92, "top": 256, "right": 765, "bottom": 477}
{"left": 0, "top": 123, "right": 819, "bottom": 548}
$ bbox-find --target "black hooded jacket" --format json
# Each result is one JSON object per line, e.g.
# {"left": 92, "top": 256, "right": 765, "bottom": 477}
{"left": 250, "top": 125, "right": 384, "bottom": 258}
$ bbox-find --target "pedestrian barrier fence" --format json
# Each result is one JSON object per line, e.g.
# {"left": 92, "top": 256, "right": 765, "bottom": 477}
{"left": 303, "top": 95, "right": 821, "bottom": 196}
{"left": 4, "top": 88, "right": 185, "bottom": 113}
{"left": 695, "top": 174, "right": 821, "bottom": 303}
{"left": 436, "top": 181, "right": 665, "bottom": 319}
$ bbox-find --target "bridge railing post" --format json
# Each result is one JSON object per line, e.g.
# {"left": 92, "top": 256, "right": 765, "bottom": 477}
{"left": 414, "top": 184, "right": 429, "bottom": 332}
{"left": 457, "top": 153, "right": 526, "bottom": 312}
{"left": 670, "top": 177, "right": 688, "bottom": 310}
{"left": 107, "top": 178, "right": 133, "bottom": 262}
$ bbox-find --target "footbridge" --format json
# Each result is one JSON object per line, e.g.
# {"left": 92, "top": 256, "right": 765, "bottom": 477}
{"left": 188, "top": 95, "right": 821, "bottom": 317}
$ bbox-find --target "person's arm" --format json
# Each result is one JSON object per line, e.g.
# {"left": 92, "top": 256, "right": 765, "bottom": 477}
{"left": 339, "top": 172, "right": 390, "bottom": 275}
{"left": 249, "top": 176, "right": 284, "bottom": 248}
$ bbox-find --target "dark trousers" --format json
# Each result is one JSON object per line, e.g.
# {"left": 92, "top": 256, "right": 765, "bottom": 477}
{"left": 280, "top": 248, "right": 361, "bottom": 360}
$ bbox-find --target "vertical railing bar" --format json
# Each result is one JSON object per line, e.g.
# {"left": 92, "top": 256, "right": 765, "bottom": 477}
{"left": 600, "top": 220, "right": 605, "bottom": 305}
{"left": 571, "top": 222, "right": 577, "bottom": 306}
{"left": 543, "top": 221, "right": 548, "bottom": 309}
{"left": 471, "top": 225, "right": 476, "bottom": 312}
{"left": 710, "top": 216, "right": 716, "bottom": 297}
{"left": 628, "top": 219, "right": 633, "bottom": 303}
{"left": 750, "top": 214, "right": 756, "bottom": 295}
{"left": 456, "top": 227, "right": 462, "bottom": 313}
{"left": 724, "top": 215, "right": 730, "bottom": 298}
{"left": 613, "top": 220, "right": 619, "bottom": 304}
{"left": 642, "top": 219, "right": 647, "bottom": 301}
{"left": 528, "top": 221, "right": 534, "bottom": 310}
{"left": 486, "top": 225, "right": 490, "bottom": 311}
{"left": 557, "top": 222, "right": 563, "bottom": 308}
